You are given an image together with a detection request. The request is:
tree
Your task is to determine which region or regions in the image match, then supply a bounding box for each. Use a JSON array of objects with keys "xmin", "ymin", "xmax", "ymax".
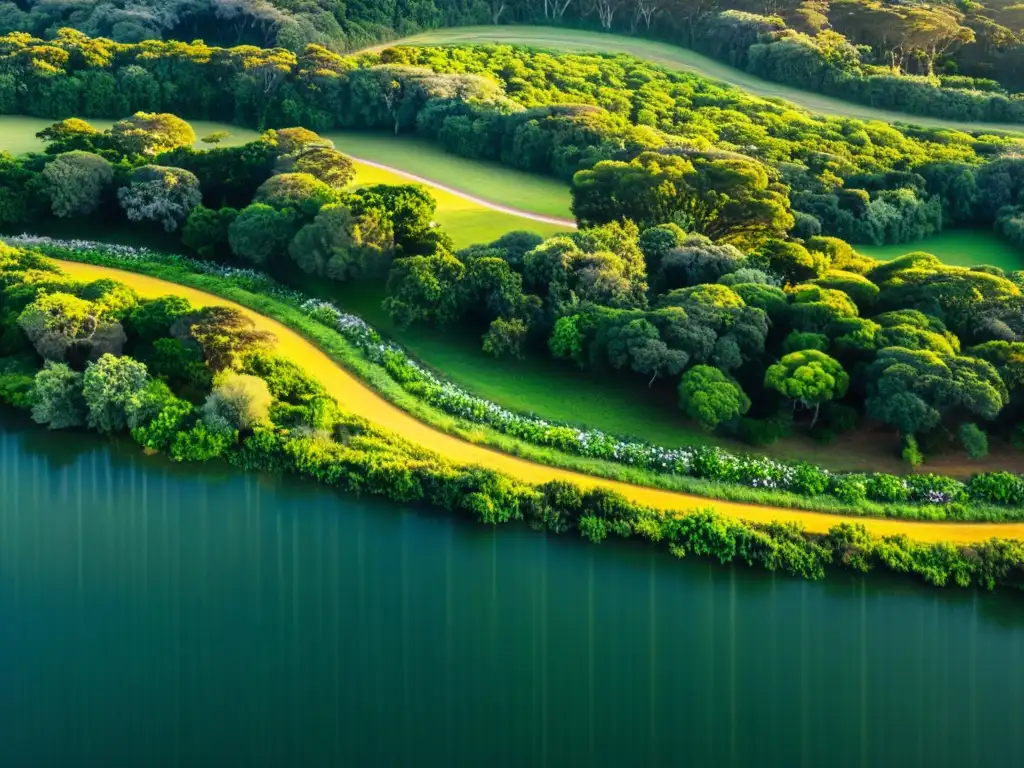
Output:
[
  {"xmin": 482, "ymin": 317, "xmax": 529, "ymax": 360},
  {"xmin": 81, "ymin": 353, "xmax": 154, "ymax": 433},
  {"xmin": 765, "ymin": 349, "xmax": 849, "ymax": 426},
  {"xmin": 201, "ymin": 131, "xmax": 230, "ymax": 146},
  {"xmin": 678, "ymin": 365, "xmax": 751, "ymax": 430},
  {"xmin": 754, "ymin": 239, "xmax": 828, "ymax": 285},
  {"xmin": 228, "ymin": 203, "xmax": 296, "ymax": 265},
  {"xmin": 202, "ymin": 371, "xmax": 272, "ymax": 434},
  {"xmin": 181, "ymin": 306, "xmax": 276, "ymax": 371},
  {"xmin": 605, "ymin": 318, "xmax": 687, "ymax": 386},
  {"xmin": 18, "ymin": 292, "xmax": 124, "ymax": 362},
  {"xmin": 655, "ymin": 234, "xmax": 747, "ymax": 292},
  {"xmin": 117, "ymin": 165, "xmax": 202, "ymax": 231},
  {"xmin": 288, "ymin": 203, "xmax": 393, "ymax": 279},
  {"xmin": 40, "ymin": 151, "xmax": 113, "ymax": 218},
  {"xmin": 352, "ymin": 184, "xmax": 437, "ymax": 254},
  {"xmin": 37, "ymin": 118, "xmax": 103, "ymax": 154},
  {"xmin": 959, "ymin": 423, "xmax": 988, "ymax": 459},
  {"xmin": 571, "ymin": 152, "xmax": 792, "ymax": 246},
  {"xmin": 276, "ymin": 147, "xmax": 356, "ymax": 188},
  {"xmin": 126, "ymin": 296, "xmax": 193, "ymax": 342},
  {"xmin": 866, "ymin": 348, "xmax": 1008, "ymax": 435},
  {"xmin": 382, "ymin": 252, "xmax": 466, "ymax": 329},
  {"xmin": 253, "ymin": 172, "xmax": 338, "ymax": 216},
  {"xmin": 109, "ymin": 112, "xmax": 196, "ymax": 157},
  {"xmin": 31, "ymin": 362, "xmax": 85, "ymax": 429},
  {"xmin": 182, "ymin": 205, "xmax": 239, "ymax": 258}
]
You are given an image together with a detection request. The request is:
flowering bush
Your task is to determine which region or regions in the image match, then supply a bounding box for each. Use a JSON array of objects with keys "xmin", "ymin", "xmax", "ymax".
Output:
[{"xmin": 10, "ymin": 234, "xmax": 1024, "ymax": 514}]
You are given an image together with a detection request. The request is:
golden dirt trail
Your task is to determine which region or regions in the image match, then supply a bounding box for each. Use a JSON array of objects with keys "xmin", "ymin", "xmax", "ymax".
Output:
[{"xmin": 57, "ymin": 259, "xmax": 1024, "ymax": 544}]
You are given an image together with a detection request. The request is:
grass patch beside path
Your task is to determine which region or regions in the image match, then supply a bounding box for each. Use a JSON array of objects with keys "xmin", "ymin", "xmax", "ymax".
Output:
[
  {"xmin": 389, "ymin": 26, "xmax": 1024, "ymax": 134},
  {"xmin": 857, "ymin": 229, "xmax": 1024, "ymax": 272},
  {"xmin": 324, "ymin": 131, "xmax": 573, "ymax": 219}
]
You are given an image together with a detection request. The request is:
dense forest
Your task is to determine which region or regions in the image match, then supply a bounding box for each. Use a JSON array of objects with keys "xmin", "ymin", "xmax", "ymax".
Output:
[
  {"xmin": 4, "ymin": 32, "xmax": 1024, "ymax": 250},
  {"xmin": 6, "ymin": 0, "xmax": 1024, "ymax": 121}
]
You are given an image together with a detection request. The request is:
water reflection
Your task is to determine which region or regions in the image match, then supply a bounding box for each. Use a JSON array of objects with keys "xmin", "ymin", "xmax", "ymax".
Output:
[{"xmin": 0, "ymin": 412, "xmax": 1022, "ymax": 767}]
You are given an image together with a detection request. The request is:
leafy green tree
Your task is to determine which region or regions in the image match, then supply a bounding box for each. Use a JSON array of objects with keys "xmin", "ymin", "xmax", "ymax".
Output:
[
  {"xmin": 131, "ymin": 397, "xmax": 194, "ymax": 451},
  {"xmin": 117, "ymin": 165, "xmax": 202, "ymax": 231},
  {"xmin": 765, "ymin": 349, "xmax": 849, "ymax": 426},
  {"xmin": 182, "ymin": 205, "xmax": 239, "ymax": 258},
  {"xmin": 181, "ymin": 306, "xmax": 276, "ymax": 371},
  {"xmin": 959, "ymin": 423, "xmax": 989, "ymax": 459},
  {"xmin": 276, "ymin": 147, "xmax": 356, "ymax": 188},
  {"xmin": 109, "ymin": 112, "xmax": 196, "ymax": 157},
  {"xmin": 126, "ymin": 296, "xmax": 193, "ymax": 342},
  {"xmin": 548, "ymin": 315, "xmax": 585, "ymax": 365},
  {"xmin": 605, "ymin": 318, "xmax": 687, "ymax": 386},
  {"xmin": 654, "ymin": 234, "xmax": 746, "ymax": 293},
  {"xmin": 288, "ymin": 203, "xmax": 394, "ymax": 279},
  {"xmin": 352, "ymin": 184, "xmax": 437, "ymax": 254},
  {"xmin": 678, "ymin": 365, "xmax": 751, "ymax": 430},
  {"xmin": 782, "ymin": 331, "xmax": 829, "ymax": 353},
  {"xmin": 382, "ymin": 251, "xmax": 466, "ymax": 329},
  {"xmin": 866, "ymin": 348, "xmax": 1008, "ymax": 435},
  {"xmin": 482, "ymin": 317, "xmax": 529, "ymax": 360},
  {"xmin": 31, "ymin": 361, "xmax": 86, "ymax": 429},
  {"xmin": 37, "ymin": 118, "xmax": 104, "ymax": 154},
  {"xmin": 572, "ymin": 152, "xmax": 792, "ymax": 246},
  {"xmin": 228, "ymin": 203, "xmax": 297, "ymax": 265},
  {"xmin": 253, "ymin": 172, "xmax": 338, "ymax": 217},
  {"xmin": 18, "ymin": 292, "xmax": 124, "ymax": 362},
  {"xmin": 202, "ymin": 372, "xmax": 273, "ymax": 434},
  {"xmin": 459, "ymin": 257, "xmax": 527, "ymax": 321},
  {"xmin": 754, "ymin": 239, "xmax": 828, "ymax": 285},
  {"xmin": 81, "ymin": 353, "xmax": 153, "ymax": 432},
  {"xmin": 40, "ymin": 151, "xmax": 113, "ymax": 218}
]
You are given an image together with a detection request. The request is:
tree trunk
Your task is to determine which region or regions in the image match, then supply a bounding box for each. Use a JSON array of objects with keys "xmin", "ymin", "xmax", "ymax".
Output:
[{"xmin": 811, "ymin": 402, "xmax": 820, "ymax": 429}]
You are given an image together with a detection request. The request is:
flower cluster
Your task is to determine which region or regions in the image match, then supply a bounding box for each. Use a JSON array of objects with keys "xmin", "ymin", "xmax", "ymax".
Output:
[{"xmin": 10, "ymin": 235, "xmax": 1024, "ymax": 512}]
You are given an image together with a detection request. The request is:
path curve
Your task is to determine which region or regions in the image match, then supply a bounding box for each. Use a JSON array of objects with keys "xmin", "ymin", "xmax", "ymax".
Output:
[
  {"xmin": 377, "ymin": 26, "xmax": 1024, "ymax": 136},
  {"xmin": 351, "ymin": 154, "xmax": 577, "ymax": 228},
  {"xmin": 55, "ymin": 259, "xmax": 1024, "ymax": 544}
]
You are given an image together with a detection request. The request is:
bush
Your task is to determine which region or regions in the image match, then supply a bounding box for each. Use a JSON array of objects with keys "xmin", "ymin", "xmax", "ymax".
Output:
[
  {"xmin": 958, "ymin": 423, "xmax": 989, "ymax": 459},
  {"xmin": 865, "ymin": 473, "xmax": 910, "ymax": 503},
  {"xmin": 968, "ymin": 472, "xmax": 1024, "ymax": 506},
  {"xmin": 902, "ymin": 435, "xmax": 924, "ymax": 468}
]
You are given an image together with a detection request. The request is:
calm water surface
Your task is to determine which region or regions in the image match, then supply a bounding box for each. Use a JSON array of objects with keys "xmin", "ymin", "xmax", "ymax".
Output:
[{"xmin": 1, "ymin": 413, "xmax": 1022, "ymax": 767}]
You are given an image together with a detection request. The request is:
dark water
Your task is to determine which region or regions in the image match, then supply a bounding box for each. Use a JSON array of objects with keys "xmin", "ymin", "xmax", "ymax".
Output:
[{"xmin": 1, "ymin": 413, "xmax": 1023, "ymax": 768}]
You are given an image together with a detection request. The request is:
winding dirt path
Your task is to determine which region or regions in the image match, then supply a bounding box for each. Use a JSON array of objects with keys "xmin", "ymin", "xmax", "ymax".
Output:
[
  {"xmin": 349, "ymin": 155, "xmax": 577, "ymax": 228},
  {"xmin": 56, "ymin": 259, "xmax": 1024, "ymax": 544}
]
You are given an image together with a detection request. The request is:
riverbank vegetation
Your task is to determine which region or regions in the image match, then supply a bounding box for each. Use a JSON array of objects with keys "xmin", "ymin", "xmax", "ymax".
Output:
[
  {"xmin": 2, "ymin": 241, "xmax": 1024, "ymax": 593},
  {"xmin": 15, "ymin": 234, "xmax": 1024, "ymax": 526}
]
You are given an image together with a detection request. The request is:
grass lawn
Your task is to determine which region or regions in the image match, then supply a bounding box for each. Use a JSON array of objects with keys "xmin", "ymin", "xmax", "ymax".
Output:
[
  {"xmin": 323, "ymin": 131, "xmax": 572, "ymax": 219},
  {"xmin": 0, "ymin": 116, "xmax": 568, "ymax": 249},
  {"xmin": 856, "ymin": 229, "xmax": 1024, "ymax": 271},
  {"xmin": 390, "ymin": 26, "xmax": 1024, "ymax": 135}
]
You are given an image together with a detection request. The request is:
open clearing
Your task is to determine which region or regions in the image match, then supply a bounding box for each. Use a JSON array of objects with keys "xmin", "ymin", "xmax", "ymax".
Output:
[
  {"xmin": 857, "ymin": 229, "xmax": 1024, "ymax": 272},
  {"xmin": 388, "ymin": 26, "xmax": 1024, "ymax": 135},
  {"xmin": 54, "ymin": 257, "xmax": 1024, "ymax": 543},
  {"xmin": 0, "ymin": 116, "xmax": 568, "ymax": 247}
]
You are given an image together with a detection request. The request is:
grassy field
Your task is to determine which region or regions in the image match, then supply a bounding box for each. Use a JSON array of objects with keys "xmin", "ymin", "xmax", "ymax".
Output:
[
  {"xmin": 0, "ymin": 116, "xmax": 568, "ymax": 248},
  {"xmin": 323, "ymin": 131, "xmax": 572, "ymax": 219},
  {"xmin": 857, "ymin": 229, "xmax": 1024, "ymax": 271},
  {"xmin": 389, "ymin": 26, "xmax": 1024, "ymax": 135}
]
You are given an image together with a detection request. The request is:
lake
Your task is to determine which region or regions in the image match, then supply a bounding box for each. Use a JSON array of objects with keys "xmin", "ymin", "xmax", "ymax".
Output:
[{"xmin": 1, "ymin": 410, "xmax": 1022, "ymax": 767}]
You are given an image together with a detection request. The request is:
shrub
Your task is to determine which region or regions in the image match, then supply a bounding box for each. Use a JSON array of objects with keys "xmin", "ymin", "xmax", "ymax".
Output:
[
  {"xmin": 865, "ymin": 474, "xmax": 910, "ymax": 503},
  {"xmin": 958, "ymin": 423, "xmax": 989, "ymax": 459},
  {"xmin": 170, "ymin": 422, "xmax": 236, "ymax": 462},
  {"xmin": 578, "ymin": 515, "xmax": 609, "ymax": 543},
  {"xmin": 831, "ymin": 474, "xmax": 868, "ymax": 504},
  {"xmin": 902, "ymin": 435, "xmax": 923, "ymax": 468},
  {"xmin": 968, "ymin": 472, "xmax": 1024, "ymax": 506}
]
